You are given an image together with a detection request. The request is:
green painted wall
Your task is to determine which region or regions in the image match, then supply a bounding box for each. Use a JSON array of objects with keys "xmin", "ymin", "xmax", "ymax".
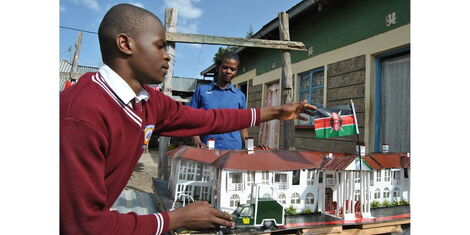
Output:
[{"xmin": 238, "ymin": 0, "xmax": 410, "ymax": 76}]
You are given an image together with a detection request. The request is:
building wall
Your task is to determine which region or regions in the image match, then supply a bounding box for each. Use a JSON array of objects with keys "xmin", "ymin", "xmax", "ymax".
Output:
[
  {"xmin": 233, "ymin": 24, "xmax": 410, "ymax": 152},
  {"xmin": 218, "ymin": 169, "xmax": 320, "ymax": 213},
  {"xmin": 237, "ymin": 0, "xmax": 410, "ymax": 77}
]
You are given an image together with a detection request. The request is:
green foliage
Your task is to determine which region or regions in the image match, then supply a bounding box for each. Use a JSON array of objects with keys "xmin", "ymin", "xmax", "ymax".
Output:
[
  {"xmin": 246, "ymin": 25, "xmax": 254, "ymax": 38},
  {"xmin": 382, "ymin": 200, "xmax": 391, "ymax": 207},
  {"xmin": 301, "ymin": 207, "xmax": 314, "ymax": 214},
  {"xmin": 392, "ymin": 200, "xmax": 400, "ymax": 206},
  {"xmin": 213, "ymin": 46, "xmax": 237, "ymax": 63},
  {"xmin": 285, "ymin": 205, "xmax": 297, "ymax": 216},
  {"xmin": 399, "ymin": 199, "xmax": 409, "ymax": 205},
  {"xmin": 371, "ymin": 200, "xmax": 381, "ymax": 208}
]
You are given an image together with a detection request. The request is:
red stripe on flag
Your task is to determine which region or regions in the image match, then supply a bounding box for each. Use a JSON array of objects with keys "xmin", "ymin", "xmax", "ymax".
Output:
[{"xmin": 314, "ymin": 115, "xmax": 355, "ymax": 129}]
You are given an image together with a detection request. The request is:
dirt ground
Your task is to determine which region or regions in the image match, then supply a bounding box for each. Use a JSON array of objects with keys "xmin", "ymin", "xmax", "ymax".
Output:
[{"xmin": 125, "ymin": 147, "xmax": 160, "ymax": 193}]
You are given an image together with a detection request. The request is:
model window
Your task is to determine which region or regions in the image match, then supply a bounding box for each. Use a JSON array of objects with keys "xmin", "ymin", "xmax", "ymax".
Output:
[
  {"xmin": 354, "ymin": 190, "xmax": 361, "ymax": 201},
  {"xmin": 305, "ymin": 193, "xmax": 314, "ymax": 204},
  {"xmin": 202, "ymin": 166, "xmax": 211, "ymax": 182},
  {"xmin": 307, "ymin": 169, "xmax": 315, "ymax": 185},
  {"xmin": 297, "ymin": 67, "xmax": 324, "ymax": 126},
  {"xmin": 230, "ymin": 194, "xmax": 240, "ymax": 207},
  {"xmin": 376, "ymin": 170, "xmax": 382, "ymax": 182},
  {"xmin": 404, "ymin": 168, "xmax": 409, "ymax": 178},
  {"xmin": 393, "ymin": 188, "xmax": 401, "ymax": 199},
  {"xmin": 179, "ymin": 160, "xmax": 187, "ymax": 180},
  {"xmin": 291, "ymin": 192, "xmax": 300, "ymax": 204},
  {"xmin": 383, "ymin": 188, "xmax": 390, "ymax": 198},
  {"xmin": 246, "ymin": 194, "xmax": 251, "ymax": 204},
  {"xmin": 384, "ymin": 169, "xmax": 391, "ymax": 181},
  {"xmin": 374, "ymin": 189, "xmax": 381, "ymax": 199},
  {"xmin": 240, "ymin": 206, "xmax": 254, "ymax": 217},
  {"xmin": 278, "ymin": 193, "xmax": 286, "ymax": 204},
  {"xmin": 354, "ymin": 171, "xmax": 361, "ymax": 183},
  {"xmin": 246, "ymin": 171, "xmax": 255, "ymax": 185},
  {"xmin": 261, "ymin": 171, "xmax": 269, "ymax": 184},
  {"xmin": 292, "ymin": 170, "xmax": 300, "ymax": 185}
]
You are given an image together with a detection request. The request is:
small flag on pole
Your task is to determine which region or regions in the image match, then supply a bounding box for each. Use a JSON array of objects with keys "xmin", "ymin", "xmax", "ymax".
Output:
[{"xmin": 312, "ymin": 100, "xmax": 359, "ymax": 138}]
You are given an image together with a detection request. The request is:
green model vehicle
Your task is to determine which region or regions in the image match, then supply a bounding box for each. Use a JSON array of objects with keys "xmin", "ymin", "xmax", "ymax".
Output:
[{"xmin": 231, "ymin": 185, "xmax": 285, "ymax": 229}]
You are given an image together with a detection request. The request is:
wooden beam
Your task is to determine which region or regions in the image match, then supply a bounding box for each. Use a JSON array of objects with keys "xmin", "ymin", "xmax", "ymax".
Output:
[
  {"xmin": 70, "ymin": 32, "xmax": 83, "ymax": 81},
  {"xmin": 359, "ymin": 219, "xmax": 410, "ymax": 229},
  {"xmin": 279, "ymin": 11, "xmax": 296, "ymax": 150},
  {"xmin": 300, "ymin": 225, "xmax": 343, "ymax": 234},
  {"xmin": 158, "ymin": 8, "xmax": 177, "ymax": 180},
  {"xmin": 166, "ymin": 32, "xmax": 307, "ymax": 51}
]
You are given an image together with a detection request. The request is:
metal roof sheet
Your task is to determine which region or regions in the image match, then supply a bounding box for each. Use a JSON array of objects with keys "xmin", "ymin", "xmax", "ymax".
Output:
[{"xmin": 110, "ymin": 188, "xmax": 157, "ymax": 215}]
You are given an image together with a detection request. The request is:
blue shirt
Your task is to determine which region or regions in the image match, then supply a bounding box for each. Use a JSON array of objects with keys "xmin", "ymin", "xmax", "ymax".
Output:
[{"xmin": 188, "ymin": 81, "xmax": 246, "ymax": 150}]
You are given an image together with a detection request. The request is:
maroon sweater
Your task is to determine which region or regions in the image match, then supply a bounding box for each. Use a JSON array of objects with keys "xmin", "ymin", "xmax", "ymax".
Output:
[{"xmin": 60, "ymin": 72, "xmax": 260, "ymax": 235}]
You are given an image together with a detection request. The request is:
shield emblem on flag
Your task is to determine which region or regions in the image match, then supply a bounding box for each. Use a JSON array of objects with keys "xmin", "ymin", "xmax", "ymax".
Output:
[{"xmin": 330, "ymin": 112, "xmax": 343, "ymax": 131}]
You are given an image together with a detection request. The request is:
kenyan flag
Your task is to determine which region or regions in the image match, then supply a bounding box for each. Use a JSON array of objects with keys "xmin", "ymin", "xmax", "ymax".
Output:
[{"xmin": 312, "ymin": 102, "xmax": 359, "ymax": 139}]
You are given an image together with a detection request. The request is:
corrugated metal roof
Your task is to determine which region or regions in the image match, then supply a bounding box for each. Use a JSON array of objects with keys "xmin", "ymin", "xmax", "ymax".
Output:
[
  {"xmin": 110, "ymin": 188, "xmax": 157, "ymax": 215},
  {"xmin": 172, "ymin": 76, "xmax": 198, "ymax": 92},
  {"xmin": 59, "ymin": 59, "xmax": 99, "ymax": 91},
  {"xmin": 59, "ymin": 59, "xmax": 99, "ymax": 74}
]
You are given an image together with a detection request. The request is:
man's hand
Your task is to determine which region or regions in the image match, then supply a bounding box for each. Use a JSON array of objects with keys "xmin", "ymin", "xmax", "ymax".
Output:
[
  {"xmin": 168, "ymin": 201, "xmax": 235, "ymax": 231},
  {"xmin": 260, "ymin": 100, "xmax": 317, "ymax": 122},
  {"xmin": 192, "ymin": 136, "xmax": 207, "ymax": 148}
]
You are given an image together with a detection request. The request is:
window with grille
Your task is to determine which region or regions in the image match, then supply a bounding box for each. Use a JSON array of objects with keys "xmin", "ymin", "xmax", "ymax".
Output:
[
  {"xmin": 230, "ymin": 194, "xmax": 240, "ymax": 207},
  {"xmin": 278, "ymin": 193, "xmax": 286, "ymax": 204},
  {"xmin": 305, "ymin": 193, "xmax": 314, "ymax": 204},
  {"xmin": 297, "ymin": 67, "xmax": 324, "ymax": 126},
  {"xmin": 383, "ymin": 188, "xmax": 390, "ymax": 198},
  {"xmin": 384, "ymin": 169, "xmax": 391, "ymax": 181},
  {"xmin": 307, "ymin": 169, "xmax": 315, "ymax": 185},
  {"xmin": 374, "ymin": 189, "xmax": 381, "ymax": 199},
  {"xmin": 291, "ymin": 193, "xmax": 300, "ymax": 204}
]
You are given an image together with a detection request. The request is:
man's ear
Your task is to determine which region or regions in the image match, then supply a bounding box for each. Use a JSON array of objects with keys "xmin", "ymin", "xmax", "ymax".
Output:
[{"xmin": 115, "ymin": 33, "xmax": 133, "ymax": 56}]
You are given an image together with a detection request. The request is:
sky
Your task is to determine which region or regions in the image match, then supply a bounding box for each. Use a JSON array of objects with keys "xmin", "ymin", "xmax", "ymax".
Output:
[{"xmin": 60, "ymin": 0, "xmax": 302, "ymax": 79}]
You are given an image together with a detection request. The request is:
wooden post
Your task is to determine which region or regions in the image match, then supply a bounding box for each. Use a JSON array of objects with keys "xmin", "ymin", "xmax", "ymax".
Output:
[
  {"xmin": 70, "ymin": 31, "xmax": 83, "ymax": 82},
  {"xmin": 158, "ymin": 8, "xmax": 177, "ymax": 180},
  {"xmin": 278, "ymin": 12, "xmax": 295, "ymax": 150}
]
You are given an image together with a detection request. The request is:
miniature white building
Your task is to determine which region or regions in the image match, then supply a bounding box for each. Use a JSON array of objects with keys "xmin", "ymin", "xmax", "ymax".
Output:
[{"xmin": 166, "ymin": 145, "xmax": 410, "ymax": 219}]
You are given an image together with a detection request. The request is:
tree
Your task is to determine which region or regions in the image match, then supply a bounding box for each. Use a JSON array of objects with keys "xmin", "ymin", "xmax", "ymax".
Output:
[{"xmin": 212, "ymin": 46, "xmax": 236, "ymax": 63}]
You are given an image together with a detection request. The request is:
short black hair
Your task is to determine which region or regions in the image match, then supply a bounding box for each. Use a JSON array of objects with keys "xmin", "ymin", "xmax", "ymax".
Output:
[
  {"xmin": 215, "ymin": 51, "xmax": 240, "ymax": 66},
  {"xmin": 98, "ymin": 3, "xmax": 162, "ymax": 62}
]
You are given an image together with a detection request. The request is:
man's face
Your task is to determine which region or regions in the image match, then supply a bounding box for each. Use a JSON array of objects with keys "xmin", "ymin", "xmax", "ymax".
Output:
[
  {"xmin": 129, "ymin": 16, "xmax": 170, "ymax": 84},
  {"xmin": 217, "ymin": 58, "xmax": 239, "ymax": 84}
]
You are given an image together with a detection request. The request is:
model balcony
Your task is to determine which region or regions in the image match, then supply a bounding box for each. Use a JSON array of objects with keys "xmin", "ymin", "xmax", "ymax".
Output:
[
  {"xmin": 326, "ymin": 178, "xmax": 336, "ymax": 186},
  {"xmin": 227, "ymin": 183, "xmax": 244, "ymax": 191}
]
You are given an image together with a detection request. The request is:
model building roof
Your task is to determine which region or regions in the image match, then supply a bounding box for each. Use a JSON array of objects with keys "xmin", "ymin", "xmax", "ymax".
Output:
[
  {"xmin": 364, "ymin": 152, "xmax": 410, "ymax": 169},
  {"xmin": 166, "ymin": 145, "xmax": 228, "ymax": 164},
  {"xmin": 167, "ymin": 146, "xmax": 410, "ymax": 171}
]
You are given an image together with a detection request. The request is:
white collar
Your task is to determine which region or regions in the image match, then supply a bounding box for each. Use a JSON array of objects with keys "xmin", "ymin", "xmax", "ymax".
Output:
[{"xmin": 98, "ymin": 65, "xmax": 149, "ymax": 106}]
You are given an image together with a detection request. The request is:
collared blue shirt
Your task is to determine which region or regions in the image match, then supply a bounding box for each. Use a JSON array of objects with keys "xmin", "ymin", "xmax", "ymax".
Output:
[{"xmin": 188, "ymin": 81, "xmax": 246, "ymax": 150}]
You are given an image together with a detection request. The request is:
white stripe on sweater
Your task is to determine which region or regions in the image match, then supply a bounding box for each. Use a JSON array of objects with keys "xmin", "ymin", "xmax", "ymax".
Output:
[
  {"xmin": 250, "ymin": 108, "xmax": 256, "ymax": 127},
  {"xmin": 154, "ymin": 213, "xmax": 163, "ymax": 235},
  {"xmin": 92, "ymin": 73, "xmax": 142, "ymax": 127}
]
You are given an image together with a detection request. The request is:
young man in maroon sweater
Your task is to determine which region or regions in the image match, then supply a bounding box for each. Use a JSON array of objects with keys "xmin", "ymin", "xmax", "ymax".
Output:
[{"xmin": 60, "ymin": 3, "xmax": 316, "ymax": 235}]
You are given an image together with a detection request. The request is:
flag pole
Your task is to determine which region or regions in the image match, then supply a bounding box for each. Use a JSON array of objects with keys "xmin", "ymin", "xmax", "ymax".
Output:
[{"xmin": 351, "ymin": 99, "xmax": 363, "ymax": 216}]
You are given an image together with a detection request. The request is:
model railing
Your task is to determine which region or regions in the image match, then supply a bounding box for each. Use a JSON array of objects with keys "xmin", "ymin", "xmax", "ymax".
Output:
[
  {"xmin": 227, "ymin": 183, "xmax": 244, "ymax": 191},
  {"xmin": 275, "ymin": 182, "xmax": 288, "ymax": 190},
  {"xmin": 326, "ymin": 178, "xmax": 336, "ymax": 186}
]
